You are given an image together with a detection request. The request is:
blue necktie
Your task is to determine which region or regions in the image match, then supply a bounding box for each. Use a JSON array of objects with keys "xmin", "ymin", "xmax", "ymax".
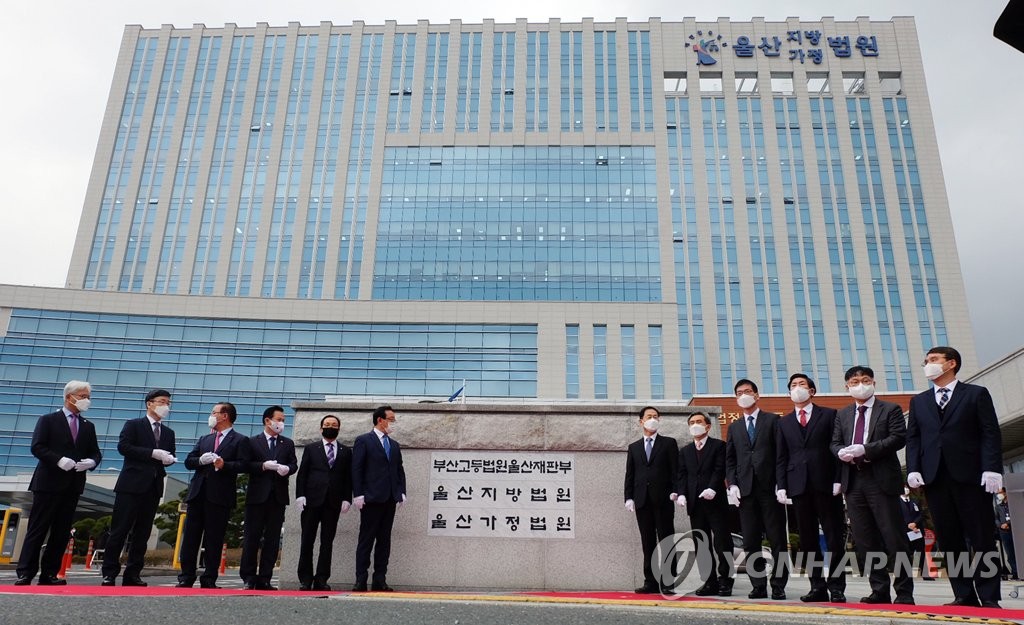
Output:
[
  {"xmin": 747, "ymin": 416, "xmax": 755, "ymax": 444},
  {"xmin": 383, "ymin": 435, "xmax": 391, "ymax": 460}
]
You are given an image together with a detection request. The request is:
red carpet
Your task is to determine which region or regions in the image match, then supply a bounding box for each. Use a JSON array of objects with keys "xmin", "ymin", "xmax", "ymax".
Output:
[{"xmin": 3, "ymin": 585, "xmax": 1023, "ymax": 620}]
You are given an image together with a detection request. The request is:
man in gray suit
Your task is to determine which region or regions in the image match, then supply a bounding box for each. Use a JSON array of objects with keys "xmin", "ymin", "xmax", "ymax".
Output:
[{"xmin": 831, "ymin": 365, "xmax": 914, "ymax": 605}]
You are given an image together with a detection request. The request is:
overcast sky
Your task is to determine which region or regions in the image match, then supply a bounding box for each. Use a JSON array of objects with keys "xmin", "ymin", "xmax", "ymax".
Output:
[{"xmin": 0, "ymin": 0, "xmax": 1020, "ymax": 368}]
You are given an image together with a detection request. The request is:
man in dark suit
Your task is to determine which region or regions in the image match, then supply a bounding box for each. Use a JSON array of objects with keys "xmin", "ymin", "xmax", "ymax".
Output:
[
  {"xmin": 101, "ymin": 389, "xmax": 177, "ymax": 587},
  {"xmin": 624, "ymin": 406, "xmax": 679, "ymax": 594},
  {"xmin": 176, "ymin": 402, "xmax": 251, "ymax": 589},
  {"xmin": 240, "ymin": 405, "xmax": 298, "ymax": 590},
  {"xmin": 351, "ymin": 405, "xmax": 407, "ymax": 592},
  {"xmin": 726, "ymin": 379, "xmax": 788, "ymax": 600},
  {"xmin": 678, "ymin": 412, "xmax": 734, "ymax": 597},
  {"xmin": 776, "ymin": 373, "xmax": 847, "ymax": 603},
  {"xmin": 294, "ymin": 414, "xmax": 352, "ymax": 591},
  {"xmin": 906, "ymin": 346, "xmax": 1003, "ymax": 608},
  {"xmin": 899, "ymin": 487, "xmax": 933, "ymax": 579},
  {"xmin": 831, "ymin": 366, "xmax": 914, "ymax": 604},
  {"xmin": 15, "ymin": 380, "xmax": 102, "ymax": 586}
]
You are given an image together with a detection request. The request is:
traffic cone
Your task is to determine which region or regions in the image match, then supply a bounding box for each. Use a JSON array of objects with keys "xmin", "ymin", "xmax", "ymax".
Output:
[
  {"xmin": 84, "ymin": 539, "xmax": 95, "ymax": 570},
  {"xmin": 219, "ymin": 543, "xmax": 227, "ymax": 575},
  {"xmin": 57, "ymin": 535, "xmax": 75, "ymax": 579}
]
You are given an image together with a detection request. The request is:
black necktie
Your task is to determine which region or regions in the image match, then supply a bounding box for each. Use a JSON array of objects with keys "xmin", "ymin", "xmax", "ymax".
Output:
[
  {"xmin": 269, "ymin": 436, "xmax": 277, "ymax": 457},
  {"xmin": 153, "ymin": 421, "xmax": 161, "ymax": 445}
]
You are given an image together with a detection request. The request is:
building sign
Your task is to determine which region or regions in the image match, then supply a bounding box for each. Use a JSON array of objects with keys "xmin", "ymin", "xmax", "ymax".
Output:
[
  {"xmin": 427, "ymin": 451, "xmax": 575, "ymax": 538},
  {"xmin": 687, "ymin": 29, "xmax": 880, "ymax": 65}
]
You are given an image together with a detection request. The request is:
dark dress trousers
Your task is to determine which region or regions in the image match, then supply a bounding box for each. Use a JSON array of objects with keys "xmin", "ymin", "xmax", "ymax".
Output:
[
  {"xmin": 352, "ymin": 431, "xmax": 406, "ymax": 587},
  {"xmin": 17, "ymin": 409, "xmax": 102, "ymax": 581},
  {"xmin": 726, "ymin": 411, "xmax": 788, "ymax": 592},
  {"xmin": 240, "ymin": 433, "xmax": 297, "ymax": 586},
  {"xmin": 294, "ymin": 440, "xmax": 352, "ymax": 587},
  {"xmin": 678, "ymin": 437, "xmax": 733, "ymax": 586},
  {"xmin": 777, "ymin": 405, "xmax": 847, "ymax": 594},
  {"xmin": 831, "ymin": 399, "xmax": 913, "ymax": 601},
  {"xmin": 102, "ymin": 416, "xmax": 176, "ymax": 581},
  {"xmin": 906, "ymin": 381, "xmax": 1002, "ymax": 604},
  {"xmin": 178, "ymin": 428, "xmax": 250, "ymax": 586},
  {"xmin": 624, "ymin": 434, "xmax": 679, "ymax": 589}
]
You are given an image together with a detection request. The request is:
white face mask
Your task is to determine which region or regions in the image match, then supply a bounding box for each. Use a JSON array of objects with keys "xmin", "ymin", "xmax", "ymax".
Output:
[
  {"xmin": 848, "ymin": 383, "xmax": 875, "ymax": 401},
  {"xmin": 790, "ymin": 386, "xmax": 811, "ymax": 404},
  {"xmin": 207, "ymin": 414, "xmax": 219, "ymax": 429},
  {"xmin": 642, "ymin": 418, "xmax": 660, "ymax": 433},
  {"xmin": 73, "ymin": 398, "xmax": 91, "ymax": 413},
  {"xmin": 153, "ymin": 404, "xmax": 170, "ymax": 419},
  {"xmin": 923, "ymin": 362, "xmax": 946, "ymax": 381},
  {"xmin": 689, "ymin": 423, "xmax": 707, "ymax": 437},
  {"xmin": 270, "ymin": 421, "xmax": 285, "ymax": 434},
  {"xmin": 998, "ymin": 493, "xmax": 1006, "ymax": 502},
  {"xmin": 385, "ymin": 421, "xmax": 396, "ymax": 434},
  {"xmin": 736, "ymin": 394, "xmax": 757, "ymax": 409}
]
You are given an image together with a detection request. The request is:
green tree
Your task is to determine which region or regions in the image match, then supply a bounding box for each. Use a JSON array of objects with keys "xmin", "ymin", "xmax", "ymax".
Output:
[
  {"xmin": 153, "ymin": 487, "xmax": 188, "ymax": 546},
  {"xmin": 71, "ymin": 515, "xmax": 112, "ymax": 555},
  {"xmin": 151, "ymin": 476, "xmax": 249, "ymax": 548}
]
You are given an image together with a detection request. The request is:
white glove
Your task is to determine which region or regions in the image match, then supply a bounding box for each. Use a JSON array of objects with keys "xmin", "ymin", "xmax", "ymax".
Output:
[
  {"xmin": 262, "ymin": 460, "xmax": 281, "ymax": 471},
  {"xmin": 776, "ymin": 489, "xmax": 788, "ymax": 505},
  {"xmin": 981, "ymin": 471, "xmax": 1003, "ymax": 494},
  {"xmin": 294, "ymin": 496, "xmax": 306, "ymax": 512},
  {"xmin": 397, "ymin": 493, "xmax": 407, "ymax": 509},
  {"xmin": 699, "ymin": 488, "xmax": 716, "ymax": 500},
  {"xmin": 353, "ymin": 495, "xmax": 366, "ymax": 511},
  {"xmin": 624, "ymin": 499, "xmax": 635, "ymax": 513},
  {"xmin": 676, "ymin": 496, "xmax": 687, "ymax": 508},
  {"xmin": 832, "ymin": 482, "xmax": 842, "ymax": 496},
  {"xmin": 275, "ymin": 464, "xmax": 290, "ymax": 476},
  {"xmin": 58, "ymin": 457, "xmax": 77, "ymax": 471},
  {"xmin": 341, "ymin": 500, "xmax": 351, "ymax": 514},
  {"xmin": 907, "ymin": 472, "xmax": 925, "ymax": 488},
  {"xmin": 151, "ymin": 449, "xmax": 170, "ymax": 461},
  {"xmin": 75, "ymin": 459, "xmax": 97, "ymax": 472},
  {"xmin": 838, "ymin": 449, "xmax": 853, "ymax": 463},
  {"xmin": 162, "ymin": 455, "xmax": 177, "ymax": 466},
  {"xmin": 199, "ymin": 452, "xmax": 219, "ymax": 465},
  {"xmin": 846, "ymin": 444, "xmax": 866, "ymax": 458},
  {"xmin": 669, "ymin": 492, "xmax": 678, "ymax": 502},
  {"xmin": 728, "ymin": 485, "xmax": 741, "ymax": 506}
]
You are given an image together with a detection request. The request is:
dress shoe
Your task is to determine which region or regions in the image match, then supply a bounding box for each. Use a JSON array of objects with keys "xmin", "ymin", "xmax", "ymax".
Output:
[
  {"xmin": 894, "ymin": 597, "xmax": 915, "ymax": 605},
  {"xmin": 243, "ymin": 581, "xmax": 257, "ymax": 590},
  {"xmin": 981, "ymin": 601, "xmax": 1002, "ymax": 609},
  {"xmin": 175, "ymin": 581, "xmax": 194, "ymax": 588},
  {"xmin": 199, "ymin": 581, "xmax": 221, "ymax": 589},
  {"xmin": 748, "ymin": 587, "xmax": 768, "ymax": 599},
  {"xmin": 922, "ymin": 576, "xmax": 936, "ymax": 581},
  {"xmin": 659, "ymin": 585, "xmax": 675, "ymax": 596},
  {"xmin": 717, "ymin": 579, "xmax": 734, "ymax": 597},
  {"xmin": 101, "ymin": 576, "xmax": 116, "ymax": 587},
  {"xmin": 371, "ymin": 582, "xmax": 394, "ymax": 592},
  {"xmin": 860, "ymin": 592, "xmax": 891, "ymax": 604},
  {"xmin": 312, "ymin": 581, "xmax": 331, "ymax": 591},
  {"xmin": 38, "ymin": 576, "xmax": 67, "ymax": 586},
  {"xmin": 830, "ymin": 592, "xmax": 847, "ymax": 603},
  {"xmin": 944, "ymin": 598, "xmax": 980, "ymax": 607},
  {"xmin": 14, "ymin": 576, "xmax": 33, "ymax": 586},
  {"xmin": 694, "ymin": 582, "xmax": 720, "ymax": 597},
  {"xmin": 634, "ymin": 582, "xmax": 659, "ymax": 594},
  {"xmin": 771, "ymin": 589, "xmax": 787, "ymax": 601},
  {"xmin": 800, "ymin": 589, "xmax": 829, "ymax": 602},
  {"xmin": 299, "ymin": 583, "xmax": 313, "ymax": 591},
  {"xmin": 122, "ymin": 577, "xmax": 147, "ymax": 587},
  {"xmin": 255, "ymin": 582, "xmax": 278, "ymax": 591},
  {"xmin": 351, "ymin": 583, "xmax": 368, "ymax": 592}
]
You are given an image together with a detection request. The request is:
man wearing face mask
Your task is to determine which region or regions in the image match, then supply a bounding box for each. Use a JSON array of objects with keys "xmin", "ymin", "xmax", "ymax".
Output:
[
  {"xmin": 776, "ymin": 373, "xmax": 847, "ymax": 603},
  {"xmin": 177, "ymin": 402, "xmax": 251, "ymax": 589},
  {"xmin": 995, "ymin": 488, "xmax": 1017, "ymax": 580},
  {"xmin": 678, "ymin": 412, "xmax": 734, "ymax": 596},
  {"xmin": 906, "ymin": 346, "xmax": 1003, "ymax": 608},
  {"xmin": 352, "ymin": 406, "xmax": 407, "ymax": 592},
  {"xmin": 725, "ymin": 379, "xmax": 788, "ymax": 600},
  {"xmin": 15, "ymin": 380, "xmax": 102, "ymax": 586},
  {"xmin": 831, "ymin": 366, "xmax": 914, "ymax": 604},
  {"xmin": 240, "ymin": 405, "xmax": 298, "ymax": 590},
  {"xmin": 624, "ymin": 406, "xmax": 680, "ymax": 594},
  {"xmin": 101, "ymin": 389, "xmax": 177, "ymax": 587},
  {"xmin": 295, "ymin": 414, "xmax": 352, "ymax": 591}
]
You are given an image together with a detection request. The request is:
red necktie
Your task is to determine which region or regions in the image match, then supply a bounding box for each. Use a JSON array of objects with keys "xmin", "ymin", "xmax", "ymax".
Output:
[
  {"xmin": 69, "ymin": 413, "xmax": 79, "ymax": 443},
  {"xmin": 798, "ymin": 409, "xmax": 807, "ymax": 427},
  {"xmin": 214, "ymin": 432, "xmax": 222, "ymax": 452},
  {"xmin": 853, "ymin": 405, "xmax": 867, "ymax": 445}
]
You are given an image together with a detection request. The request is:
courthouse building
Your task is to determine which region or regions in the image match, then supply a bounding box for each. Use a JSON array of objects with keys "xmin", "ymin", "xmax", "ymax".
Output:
[{"xmin": 0, "ymin": 17, "xmax": 972, "ymax": 479}]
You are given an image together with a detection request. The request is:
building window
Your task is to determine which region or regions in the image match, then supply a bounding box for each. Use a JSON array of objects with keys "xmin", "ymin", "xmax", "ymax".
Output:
[
  {"xmin": 843, "ymin": 71, "xmax": 867, "ymax": 95},
  {"xmin": 806, "ymin": 72, "xmax": 830, "ymax": 96},
  {"xmin": 770, "ymin": 72, "xmax": 794, "ymax": 95},
  {"xmin": 648, "ymin": 325, "xmax": 664, "ymax": 399},
  {"xmin": 593, "ymin": 325, "xmax": 608, "ymax": 399},
  {"xmin": 566, "ymin": 325, "xmax": 580, "ymax": 399},
  {"xmin": 664, "ymin": 71, "xmax": 687, "ymax": 95},
  {"xmin": 879, "ymin": 72, "xmax": 902, "ymax": 96},
  {"xmin": 621, "ymin": 325, "xmax": 635, "ymax": 399},
  {"xmin": 735, "ymin": 72, "xmax": 758, "ymax": 95},
  {"xmin": 699, "ymin": 72, "xmax": 723, "ymax": 94}
]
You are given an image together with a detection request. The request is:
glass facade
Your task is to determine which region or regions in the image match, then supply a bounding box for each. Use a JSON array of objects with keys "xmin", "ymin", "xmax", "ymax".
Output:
[
  {"xmin": 0, "ymin": 309, "xmax": 537, "ymax": 476},
  {"xmin": 373, "ymin": 146, "xmax": 660, "ymax": 301}
]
